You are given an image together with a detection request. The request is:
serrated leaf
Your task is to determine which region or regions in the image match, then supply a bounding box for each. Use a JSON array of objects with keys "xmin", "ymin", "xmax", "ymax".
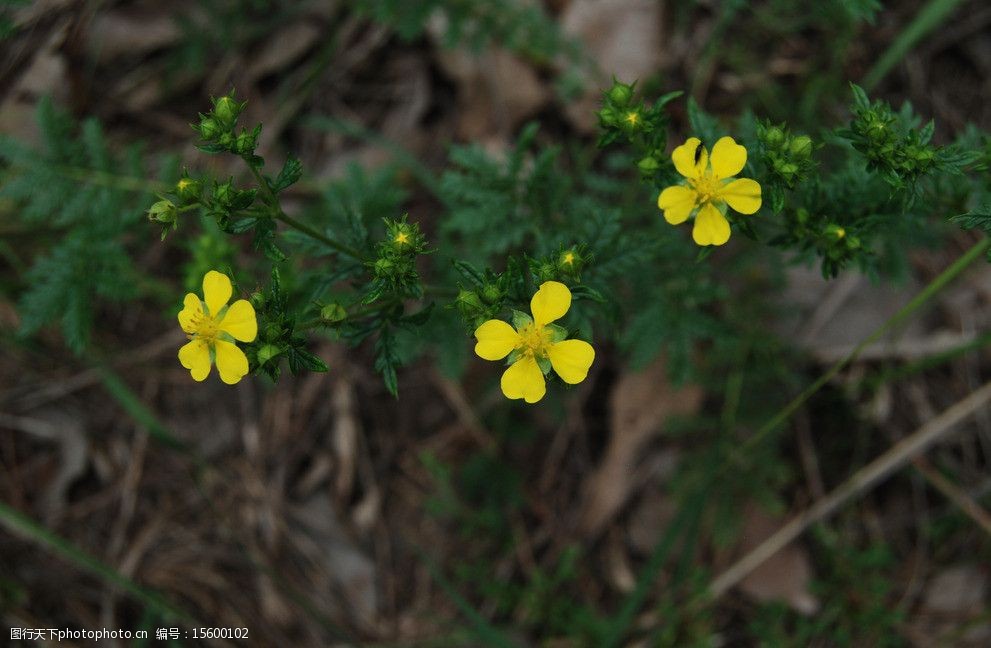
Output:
[{"xmin": 272, "ymin": 156, "xmax": 303, "ymax": 192}]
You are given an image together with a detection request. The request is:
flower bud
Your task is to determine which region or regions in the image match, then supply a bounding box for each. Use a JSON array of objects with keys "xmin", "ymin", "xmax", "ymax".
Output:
[
  {"xmin": 235, "ymin": 128, "xmax": 258, "ymax": 155},
  {"xmin": 214, "ymin": 180, "xmax": 235, "ymax": 205},
  {"xmin": 607, "ymin": 82, "xmax": 633, "ymax": 107},
  {"xmin": 789, "ymin": 135, "xmax": 813, "ymax": 160},
  {"xmin": 320, "ymin": 303, "xmax": 347, "ymax": 322},
  {"xmin": 249, "ymin": 292, "xmax": 266, "ymax": 309},
  {"xmin": 597, "ymin": 106, "xmax": 618, "ymax": 127},
  {"xmin": 480, "ymin": 283, "xmax": 502, "ymax": 305},
  {"xmin": 218, "ymin": 132, "xmax": 235, "ymax": 151},
  {"xmin": 373, "ymin": 258, "xmax": 395, "ymax": 278},
  {"xmin": 456, "ymin": 289, "xmax": 484, "ymax": 315},
  {"xmin": 825, "ymin": 224, "xmax": 846, "ymax": 240},
  {"xmin": 198, "ymin": 116, "xmax": 221, "ymax": 141},
  {"xmin": 176, "ymin": 175, "xmax": 201, "ymax": 202},
  {"xmin": 213, "ymin": 95, "xmax": 243, "ymax": 129},
  {"xmin": 763, "ymin": 126, "xmax": 785, "ymax": 148},
  {"xmin": 257, "ymin": 344, "xmax": 281, "ymax": 365},
  {"xmin": 637, "ymin": 156, "xmax": 660, "ymax": 175},
  {"xmin": 147, "ymin": 199, "xmax": 177, "ymax": 224}
]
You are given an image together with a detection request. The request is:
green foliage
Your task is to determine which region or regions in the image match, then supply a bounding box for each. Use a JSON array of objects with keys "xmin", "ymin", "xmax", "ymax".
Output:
[
  {"xmin": 749, "ymin": 528, "xmax": 906, "ymax": 646},
  {"xmin": 0, "ymin": 98, "xmax": 153, "ymax": 352},
  {"xmin": 354, "ymin": 0, "xmax": 580, "ymax": 66}
]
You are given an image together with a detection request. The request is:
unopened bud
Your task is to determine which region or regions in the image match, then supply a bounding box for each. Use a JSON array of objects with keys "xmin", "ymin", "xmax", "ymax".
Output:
[
  {"xmin": 147, "ymin": 199, "xmax": 177, "ymax": 224},
  {"xmin": 320, "ymin": 303, "xmax": 347, "ymax": 322},
  {"xmin": 637, "ymin": 156, "xmax": 660, "ymax": 175},
  {"xmin": 789, "ymin": 135, "xmax": 813, "ymax": 160}
]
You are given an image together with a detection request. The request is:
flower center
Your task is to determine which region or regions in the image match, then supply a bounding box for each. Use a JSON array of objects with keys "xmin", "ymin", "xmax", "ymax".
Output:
[
  {"xmin": 517, "ymin": 322, "xmax": 551, "ymax": 358},
  {"xmin": 188, "ymin": 312, "xmax": 221, "ymax": 342},
  {"xmin": 689, "ymin": 172, "xmax": 722, "ymax": 205}
]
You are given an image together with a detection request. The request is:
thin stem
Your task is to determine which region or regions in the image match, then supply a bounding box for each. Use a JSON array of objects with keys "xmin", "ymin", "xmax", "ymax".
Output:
[
  {"xmin": 241, "ymin": 156, "xmax": 364, "ymax": 260},
  {"xmin": 738, "ymin": 237, "xmax": 990, "ymax": 461}
]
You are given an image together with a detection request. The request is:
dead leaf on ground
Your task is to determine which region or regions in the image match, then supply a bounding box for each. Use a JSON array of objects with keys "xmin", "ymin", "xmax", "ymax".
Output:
[
  {"xmin": 430, "ymin": 13, "xmax": 549, "ymax": 140},
  {"xmin": 580, "ymin": 356, "xmax": 702, "ymax": 536},
  {"xmin": 560, "ymin": 0, "xmax": 664, "ymax": 133},
  {"xmin": 87, "ymin": 7, "xmax": 182, "ymax": 64},
  {"xmin": 736, "ymin": 504, "xmax": 819, "ymax": 615}
]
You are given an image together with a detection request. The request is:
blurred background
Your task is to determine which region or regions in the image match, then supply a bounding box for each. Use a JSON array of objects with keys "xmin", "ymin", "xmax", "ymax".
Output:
[{"xmin": 1, "ymin": 0, "xmax": 991, "ymax": 645}]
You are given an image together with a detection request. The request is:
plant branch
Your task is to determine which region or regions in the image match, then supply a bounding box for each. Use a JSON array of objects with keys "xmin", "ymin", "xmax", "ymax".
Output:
[{"xmin": 241, "ymin": 155, "xmax": 364, "ymax": 260}]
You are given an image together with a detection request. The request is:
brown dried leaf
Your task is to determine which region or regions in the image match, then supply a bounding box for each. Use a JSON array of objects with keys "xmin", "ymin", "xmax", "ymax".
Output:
[
  {"xmin": 560, "ymin": 0, "xmax": 664, "ymax": 133},
  {"xmin": 737, "ymin": 504, "xmax": 819, "ymax": 615},
  {"xmin": 580, "ymin": 356, "xmax": 702, "ymax": 536},
  {"xmin": 433, "ymin": 45, "xmax": 549, "ymax": 139},
  {"xmin": 246, "ymin": 21, "xmax": 321, "ymax": 81},
  {"xmin": 87, "ymin": 8, "xmax": 181, "ymax": 63}
]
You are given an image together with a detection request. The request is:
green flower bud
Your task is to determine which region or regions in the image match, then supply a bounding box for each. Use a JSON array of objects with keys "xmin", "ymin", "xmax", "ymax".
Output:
[
  {"xmin": 558, "ymin": 249, "xmax": 583, "ymax": 274},
  {"xmin": 597, "ymin": 106, "xmax": 618, "ymax": 127},
  {"xmin": 213, "ymin": 95, "xmax": 243, "ymax": 129},
  {"xmin": 235, "ymin": 129, "xmax": 257, "ymax": 155},
  {"xmin": 374, "ymin": 258, "xmax": 395, "ymax": 277},
  {"xmin": 147, "ymin": 199, "xmax": 177, "ymax": 224},
  {"xmin": 795, "ymin": 208, "xmax": 809, "ymax": 225},
  {"xmin": 779, "ymin": 162, "xmax": 799, "ymax": 177},
  {"xmin": 763, "ymin": 126, "xmax": 786, "ymax": 149},
  {"xmin": 320, "ymin": 303, "xmax": 347, "ymax": 322},
  {"xmin": 825, "ymin": 224, "xmax": 846, "ymax": 240},
  {"xmin": 214, "ymin": 180, "xmax": 235, "ymax": 205},
  {"xmin": 198, "ymin": 116, "xmax": 221, "ymax": 141},
  {"xmin": 176, "ymin": 175, "xmax": 201, "ymax": 202},
  {"xmin": 456, "ymin": 289, "xmax": 484, "ymax": 314},
  {"xmin": 607, "ymin": 82, "xmax": 633, "ymax": 107},
  {"xmin": 480, "ymin": 283, "xmax": 502, "ymax": 305},
  {"xmin": 257, "ymin": 344, "xmax": 281, "ymax": 365},
  {"xmin": 637, "ymin": 156, "xmax": 660, "ymax": 175},
  {"xmin": 537, "ymin": 261, "xmax": 556, "ymax": 282},
  {"xmin": 249, "ymin": 292, "xmax": 266, "ymax": 309},
  {"xmin": 218, "ymin": 131, "xmax": 235, "ymax": 150},
  {"xmin": 789, "ymin": 135, "xmax": 813, "ymax": 160}
]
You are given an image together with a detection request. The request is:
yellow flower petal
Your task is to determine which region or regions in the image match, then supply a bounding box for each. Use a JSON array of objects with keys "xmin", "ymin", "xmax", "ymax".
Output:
[
  {"xmin": 214, "ymin": 340, "xmax": 249, "ymax": 385},
  {"xmin": 671, "ymin": 137, "xmax": 706, "ymax": 178},
  {"xmin": 718, "ymin": 177, "xmax": 762, "ymax": 215},
  {"xmin": 202, "ymin": 270, "xmax": 232, "ymax": 317},
  {"xmin": 500, "ymin": 356, "xmax": 546, "ymax": 403},
  {"xmin": 177, "ymin": 293, "xmax": 203, "ymax": 334},
  {"xmin": 474, "ymin": 319, "xmax": 521, "ymax": 361},
  {"xmin": 548, "ymin": 339, "xmax": 595, "ymax": 385},
  {"xmin": 657, "ymin": 185, "xmax": 698, "ymax": 225},
  {"xmin": 178, "ymin": 339, "xmax": 212, "ymax": 382},
  {"xmin": 218, "ymin": 299, "xmax": 257, "ymax": 342},
  {"xmin": 530, "ymin": 281, "xmax": 571, "ymax": 326},
  {"xmin": 692, "ymin": 203, "xmax": 731, "ymax": 246},
  {"xmin": 709, "ymin": 136, "xmax": 747, "ymax": 179}
]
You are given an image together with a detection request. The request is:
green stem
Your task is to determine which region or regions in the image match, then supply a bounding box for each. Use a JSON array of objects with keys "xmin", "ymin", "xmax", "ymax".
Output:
[
  {"xmin": 241, "ymin": 156, "xmax": 364, "ymax": 260},
  {"xmin": 740, "ymin": 237, "xmax": 990, "ymax": 459}
]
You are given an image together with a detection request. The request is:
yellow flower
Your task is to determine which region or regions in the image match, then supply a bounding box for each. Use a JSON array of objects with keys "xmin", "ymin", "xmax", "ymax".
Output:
[
  {"xmin": 177, "ymin": 270, "xmax": 257, "ymax": 384},
  {"xmin": 657, "ymin": 136, "xmax": 762, "ymax": 246},
  {"xmin": 473, "ymin": 281, "xmax": 595, "ymax": 404}
]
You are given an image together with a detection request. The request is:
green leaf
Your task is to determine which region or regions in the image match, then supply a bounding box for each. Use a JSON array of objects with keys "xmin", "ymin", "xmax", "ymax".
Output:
[
  {"xmin": 272, "ymin": 156, "xmax": 303, "ymax": 192},
  {"xmin": 375, "ymin": 327, "xmax": 401, "ymax": 397}
]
